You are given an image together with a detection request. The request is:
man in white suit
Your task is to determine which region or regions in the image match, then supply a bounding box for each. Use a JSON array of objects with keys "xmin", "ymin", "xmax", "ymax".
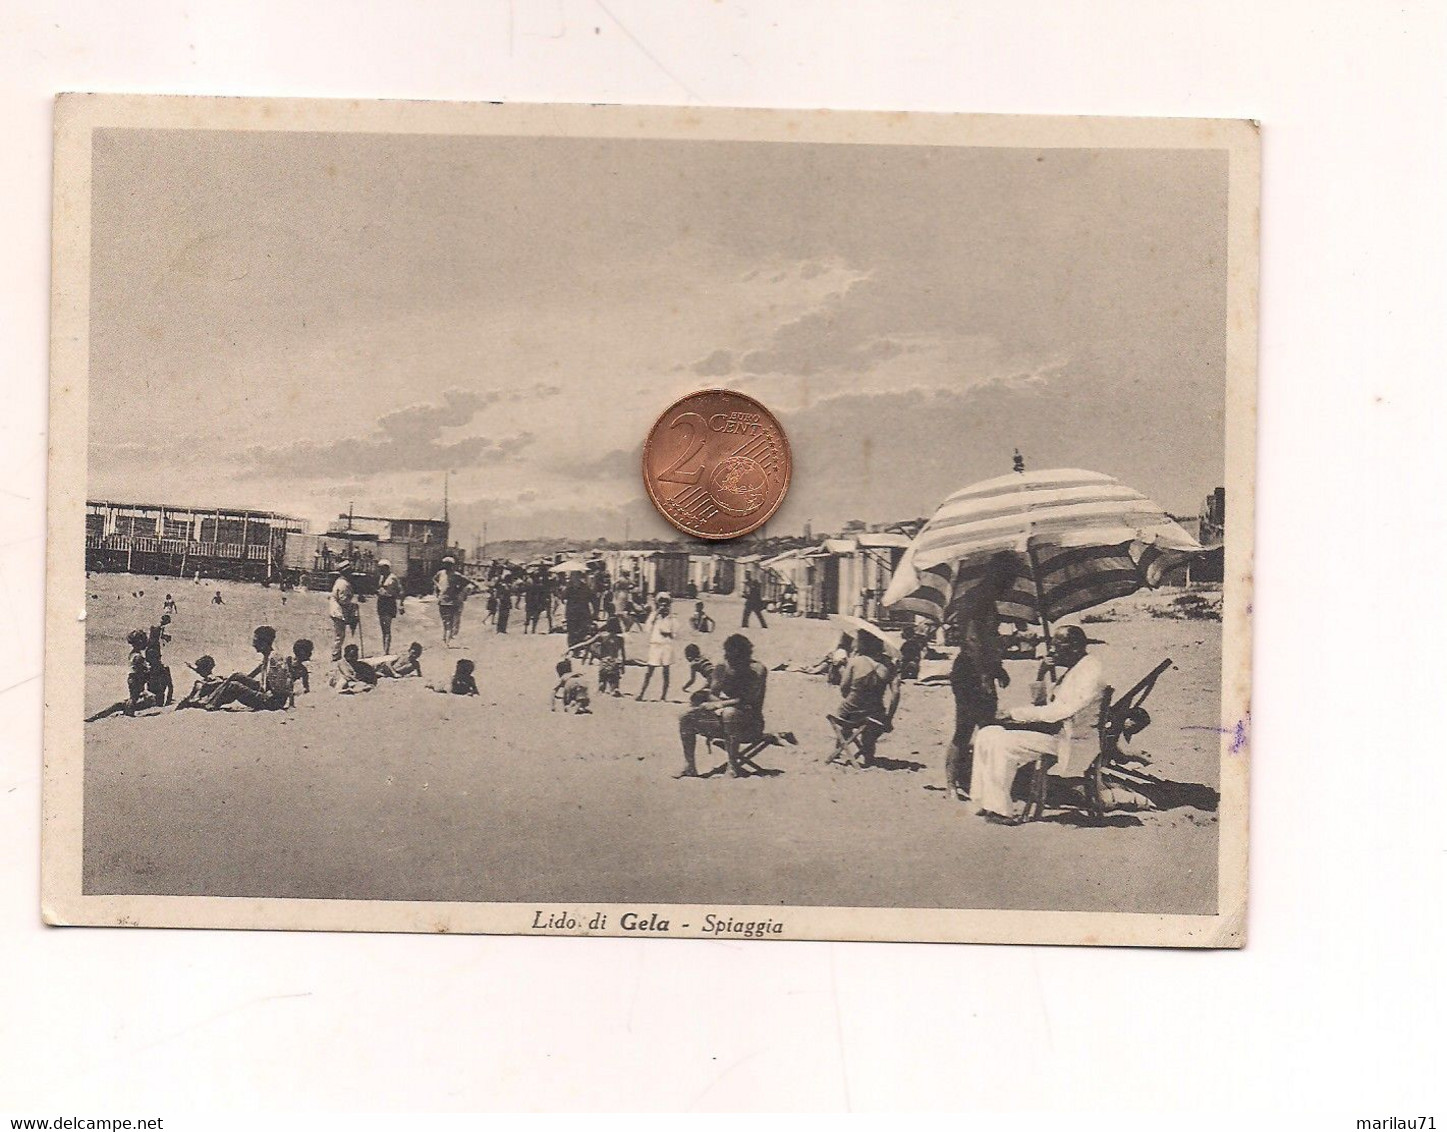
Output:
[{"xmin": 970, "ymin": 625, "xmax": 1105, "ymax": 822}]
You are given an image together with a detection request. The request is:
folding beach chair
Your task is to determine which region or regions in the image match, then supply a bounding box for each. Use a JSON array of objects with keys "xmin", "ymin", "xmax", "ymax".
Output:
[
  {"xmin": 825, "ymin": 713, "xmax": 891, "ymax": 767},
  {"xmin": 705, "ymin": 730, "xmax": 798, "ymax": 775},
  {"xmin": 1018, "ymin": 658, "xmax": 1172, "ymax": 824}
]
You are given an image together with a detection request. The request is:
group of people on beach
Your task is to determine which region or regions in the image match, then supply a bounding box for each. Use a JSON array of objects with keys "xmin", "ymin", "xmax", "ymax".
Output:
[{"xmin": 89, "ymin": 547, "xmax": 1116, "ymax": 825}]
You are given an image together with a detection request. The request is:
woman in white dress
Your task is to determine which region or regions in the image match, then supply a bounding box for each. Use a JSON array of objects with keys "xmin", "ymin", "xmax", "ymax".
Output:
[{"xmin": 635, "ymin": 593, "xmax": 679, "ymax": 702}]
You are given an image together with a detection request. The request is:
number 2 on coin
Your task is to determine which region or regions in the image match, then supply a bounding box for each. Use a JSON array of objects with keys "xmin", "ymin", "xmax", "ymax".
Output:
[{"xmin": 656, "ymin": 411, "xmax": 708, "ymax": 485}]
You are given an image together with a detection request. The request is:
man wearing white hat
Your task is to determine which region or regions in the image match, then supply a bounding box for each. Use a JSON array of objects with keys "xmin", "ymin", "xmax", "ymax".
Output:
[
  {"xmin": 433, "ymin": 556, "xmax": 472, "ymax": 646},
  {"xmin": 328, "ymin": 561, "xmax": 360, "ymax": 663},
  {"xmin": 374, "ymin": 559, "xmax": 405, "ymax": 654},
  {"xmin": 970, "ymin": 626, "xmax": 1106, "ymax": 822}
]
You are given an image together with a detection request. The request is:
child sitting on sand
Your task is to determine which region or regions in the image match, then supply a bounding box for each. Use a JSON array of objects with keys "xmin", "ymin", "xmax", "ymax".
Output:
[
  {"xmin": 689, "ymin": 601, "xmax": 715, "ymax": 633},
  {"xmin": 552, "ymin": 659, "xmax": 593, "ymax": 714},
  {"xmin": 176, "ymin": 655, "xmax": 225, "ymax": 709},
  {"xmin": 85, "ymin": 629, "xmax": 160, "ymax": 721},
  {"xmin": 286, "ymin": 639, "xmax": 314, "ymax": 702},
  {"xmin": 329, "ymin": 643, "xmax": 378, "ymax": 694},
  {"xmin": 428, "ymin": 658, "xmax": 479, "ymax": 696},
  {"xmin": 373, "ymin": 641, "xmax": 424, "ymax": 679}
]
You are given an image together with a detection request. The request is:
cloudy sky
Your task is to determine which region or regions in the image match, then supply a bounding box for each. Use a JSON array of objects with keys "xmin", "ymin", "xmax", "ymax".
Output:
[{"xmin": 88, "ymin": 127, "xmax": 1228, "ymax": 543}]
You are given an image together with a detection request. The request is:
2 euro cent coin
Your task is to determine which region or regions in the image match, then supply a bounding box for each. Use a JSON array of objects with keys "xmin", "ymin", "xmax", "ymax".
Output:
[{"xmin": 642, "ymin": 389, "xmax": 793, "ymax": 540}]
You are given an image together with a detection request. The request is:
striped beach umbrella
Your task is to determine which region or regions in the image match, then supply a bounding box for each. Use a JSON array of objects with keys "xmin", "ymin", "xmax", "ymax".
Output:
[{"xmin": 881, "ymin": 468, "xmax": 1202, "ymax": 640}]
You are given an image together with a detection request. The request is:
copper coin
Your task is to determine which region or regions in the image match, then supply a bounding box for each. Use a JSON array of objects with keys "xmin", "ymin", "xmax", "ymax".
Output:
[{"xmin": 642, "ymin": 389, "xmax": 792, "ymax": 540}]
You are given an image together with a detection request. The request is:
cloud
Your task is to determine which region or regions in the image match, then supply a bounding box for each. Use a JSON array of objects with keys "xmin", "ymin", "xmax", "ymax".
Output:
[
  {"xmin": 691, "ymin": 349, "xmax": 735, "ymax": 377},
  {"xmin": 239, "ymin": 386, "xmax": 550, "ymax": 479},
  {"xmin": 555, "ymin": 446, "xmax": 639, "ymax": 481}
]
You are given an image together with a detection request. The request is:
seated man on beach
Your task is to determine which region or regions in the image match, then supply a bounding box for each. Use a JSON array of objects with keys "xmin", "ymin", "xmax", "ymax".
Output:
[
  {"xmin": 970, "ymin": 626, "xmax": 1105, "ymax": 822},
  {"xmin": 85, "ymin": 629, "xmax": 160, "ymax": 721},
  {"xmin": 677, "ymin": 633, "xmax": 768, "ymax": 778},
  {"xmin": 175, "ymin": 655, "xmax": 225, "ymax": 709},
  {"xmin": 203, "ymin": 625, "xmax": 295, "ymax": 712},
  {"xmin": 373, "ymin": 641, "xmax": 424, "ymax": 679}
]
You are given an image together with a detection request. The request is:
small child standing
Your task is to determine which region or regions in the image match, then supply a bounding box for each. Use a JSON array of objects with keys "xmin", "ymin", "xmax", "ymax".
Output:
[{"xmin": 145, "ymin": 615, "xmax": 174, "ymax": 706}]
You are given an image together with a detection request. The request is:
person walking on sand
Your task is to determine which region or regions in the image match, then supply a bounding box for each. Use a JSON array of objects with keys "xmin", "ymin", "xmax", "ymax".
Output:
[
  {"xmin": 636, "ymin": 593, "xmax": 679, "ymax": 702},
  {"xmin": 328, "ymin": 561, "xmax": 360, "ymax": 664},
  {"xmin": 433, "ymin": 556, "xmax": 471, "ymax": 647},
  {"xmin": 374, "ymin": 559, "xmax": 405, "ymax": 655},
  {"xmin": 523, "ymin": 570, "xmax": 546, "ymax": 634},
  {"xmin": 740, "ymin": 575, "xmax": 768, "ymax": 629},
  {"xmin": 494, "ymin": 577, "xmax": 513, "ymax": 634}
]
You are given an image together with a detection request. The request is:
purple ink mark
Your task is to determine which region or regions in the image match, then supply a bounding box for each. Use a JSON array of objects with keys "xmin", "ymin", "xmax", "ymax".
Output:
[{"xmin": 1182, "ymin": 717, "xmax": 1249, "ymax": 754}]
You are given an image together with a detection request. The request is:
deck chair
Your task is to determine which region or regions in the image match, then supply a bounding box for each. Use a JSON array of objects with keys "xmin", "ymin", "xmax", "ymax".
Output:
[
  {"xmin": 826, "ymin": 670, "xmax": 902, "ymax": 767},
  {"xmin": 706, "ymin": 729, "xmax": 798, "ymax": 775},
  {"xmin": 1019, "ymin": 658, "xmax": 1173, "ymax": 824},
  {"xmin": 825, "ymin": 713, "xmax": 889, "ymax": 767}
]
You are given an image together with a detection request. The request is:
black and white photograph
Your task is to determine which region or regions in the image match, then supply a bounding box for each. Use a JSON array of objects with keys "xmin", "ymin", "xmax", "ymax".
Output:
[{"xmin": 43, "ymin": 96, "xmax": 1255, "ymax": 945}]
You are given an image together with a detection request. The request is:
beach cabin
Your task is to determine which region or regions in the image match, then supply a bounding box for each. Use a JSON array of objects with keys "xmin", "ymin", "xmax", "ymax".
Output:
[
  {"xmin": 603, "ymin": 549, "xmax": 648, "ymax": 592},
  {"xmin": 652, "ymin": 550, "xmax": 690, "ymax": 597},
  {"xmin": 760, "ymin": 548, "xmax": 808, "ymax": 608},
  {"xmin": 687, "ymin": 553, "xmax": 714, "ymax": 595},
  {"xmin": 855, "ymin": 532, "xmax": 913, "ymax": 623},
  {"xmin": 710, "ymin": 555, "xmax": 737, "ymax": 595}
]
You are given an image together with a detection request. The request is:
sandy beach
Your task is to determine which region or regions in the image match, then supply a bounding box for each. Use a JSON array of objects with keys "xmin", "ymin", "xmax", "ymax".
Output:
[{"xmin": 81, "ymin": 574, "xmax": 1222, "ymax": 914}]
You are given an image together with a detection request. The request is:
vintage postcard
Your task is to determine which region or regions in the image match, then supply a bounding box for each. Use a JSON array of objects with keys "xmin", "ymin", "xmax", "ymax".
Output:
[{"xmin": 44, "ymin": 96, "xmax": 1256, "ymax": 946}]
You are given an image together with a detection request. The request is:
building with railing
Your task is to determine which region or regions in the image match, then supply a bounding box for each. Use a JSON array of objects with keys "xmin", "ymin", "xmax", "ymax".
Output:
[
  {"xmin": 283, "ymin": 513, "xmax": 460, "ymax": 595},
  {"xmin": 85, "ymin": 500, "xmax": 308, "ymax": 581}
]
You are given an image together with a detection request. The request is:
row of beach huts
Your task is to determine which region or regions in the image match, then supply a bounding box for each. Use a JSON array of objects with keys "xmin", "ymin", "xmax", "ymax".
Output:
[{"xmin": 597, "ymin": 531, "xmax": 914, "ymax": 622}]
